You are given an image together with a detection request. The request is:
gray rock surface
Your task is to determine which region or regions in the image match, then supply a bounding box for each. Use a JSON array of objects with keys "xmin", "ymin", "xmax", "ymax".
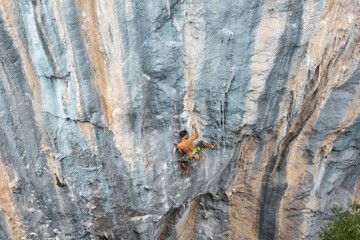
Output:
[{"xmin": 0, "ymin": 0, "xmax": 359, "ymax": 239}]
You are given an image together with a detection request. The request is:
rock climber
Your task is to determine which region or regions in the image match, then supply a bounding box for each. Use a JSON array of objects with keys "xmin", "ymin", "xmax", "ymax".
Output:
[{"xmin": 174, "ymin": 124, "xmax": 215, "ymax": 175}]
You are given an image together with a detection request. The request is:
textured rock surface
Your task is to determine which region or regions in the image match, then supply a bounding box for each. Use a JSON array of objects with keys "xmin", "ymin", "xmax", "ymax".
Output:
[{"xmin": 0, "ymin": 0, "xmax": 359, "ymax": 239}]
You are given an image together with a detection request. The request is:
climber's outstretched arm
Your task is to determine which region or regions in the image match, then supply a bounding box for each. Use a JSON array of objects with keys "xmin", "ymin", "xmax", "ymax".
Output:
[{"xmin": 191, "ymin": 123, "xmax": 199, "ymax": 140}]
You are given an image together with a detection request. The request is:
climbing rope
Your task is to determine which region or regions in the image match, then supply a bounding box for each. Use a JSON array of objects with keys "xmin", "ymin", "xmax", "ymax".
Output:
[{"xmin": 170, "ymin": 160, "xmax": 178, "ymax": 209}]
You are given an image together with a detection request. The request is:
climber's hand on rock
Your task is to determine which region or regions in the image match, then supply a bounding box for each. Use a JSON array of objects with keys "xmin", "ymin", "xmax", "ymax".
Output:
[{"xmin": 174, "ymin": 141, "xmax": 178, "ymax": 145}]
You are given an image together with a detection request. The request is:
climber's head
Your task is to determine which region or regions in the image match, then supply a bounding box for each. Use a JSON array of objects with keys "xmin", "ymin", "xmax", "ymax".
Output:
[{"xmin": 180, "ymin": 130, "xmax": 188, "ymax": 139}]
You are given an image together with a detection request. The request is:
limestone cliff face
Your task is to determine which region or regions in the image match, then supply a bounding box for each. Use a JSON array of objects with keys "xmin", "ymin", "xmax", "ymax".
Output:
[{"xmin": 0, "ymin": 0, "xmax": 359, "ymax": 239}]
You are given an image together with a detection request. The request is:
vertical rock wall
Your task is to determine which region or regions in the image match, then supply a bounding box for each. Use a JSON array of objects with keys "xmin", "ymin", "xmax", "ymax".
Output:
[{"xmin": 0, "ymin": 0, "xmax": 359, "ymax": 239}]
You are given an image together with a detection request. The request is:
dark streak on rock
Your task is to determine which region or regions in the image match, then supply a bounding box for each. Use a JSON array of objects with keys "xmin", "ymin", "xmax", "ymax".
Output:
[
  {"xmin": 32, "ymin": 1, "xmax": 57, "ymax": 73},
  {"xmin": 256, "ymin": 1, "xmax": 304, "ymax": 130},
  {"xmin": 258, "ymin": 1, "xmax": 304, "ymax": 239}
]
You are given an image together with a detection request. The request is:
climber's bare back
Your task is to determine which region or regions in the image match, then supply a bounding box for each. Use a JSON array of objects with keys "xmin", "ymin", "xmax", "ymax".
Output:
[{"xmin": 177, "ymin": 137, "xmax": 196, "ymax": 155}]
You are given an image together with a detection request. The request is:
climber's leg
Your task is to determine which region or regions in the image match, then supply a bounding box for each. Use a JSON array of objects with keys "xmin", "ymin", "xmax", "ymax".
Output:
[
  {"xmin": 180, "ymin": 161, "xmax": 189, "ymax": 175},
  {"xmin": 199, "ymin": 140, "xmax": 215, "ymax": 149}
]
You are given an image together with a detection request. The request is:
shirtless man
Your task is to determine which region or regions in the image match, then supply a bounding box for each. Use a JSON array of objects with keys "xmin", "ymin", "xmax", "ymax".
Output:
[{"xmin": 174, "ymin": 124, "xmax": 215, "ymax": 175}]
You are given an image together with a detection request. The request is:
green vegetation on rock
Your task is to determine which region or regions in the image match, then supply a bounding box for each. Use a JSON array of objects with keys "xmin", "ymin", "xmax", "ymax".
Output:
[{"xmin": 319, "ymin": 202, "xmax": 360, "ymax": 240}]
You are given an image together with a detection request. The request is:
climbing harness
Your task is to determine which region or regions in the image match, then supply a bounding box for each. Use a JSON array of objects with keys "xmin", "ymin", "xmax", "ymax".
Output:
[{"xmin": 183, "ymin": 146, "xmax": 202, "ymax": 161}]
